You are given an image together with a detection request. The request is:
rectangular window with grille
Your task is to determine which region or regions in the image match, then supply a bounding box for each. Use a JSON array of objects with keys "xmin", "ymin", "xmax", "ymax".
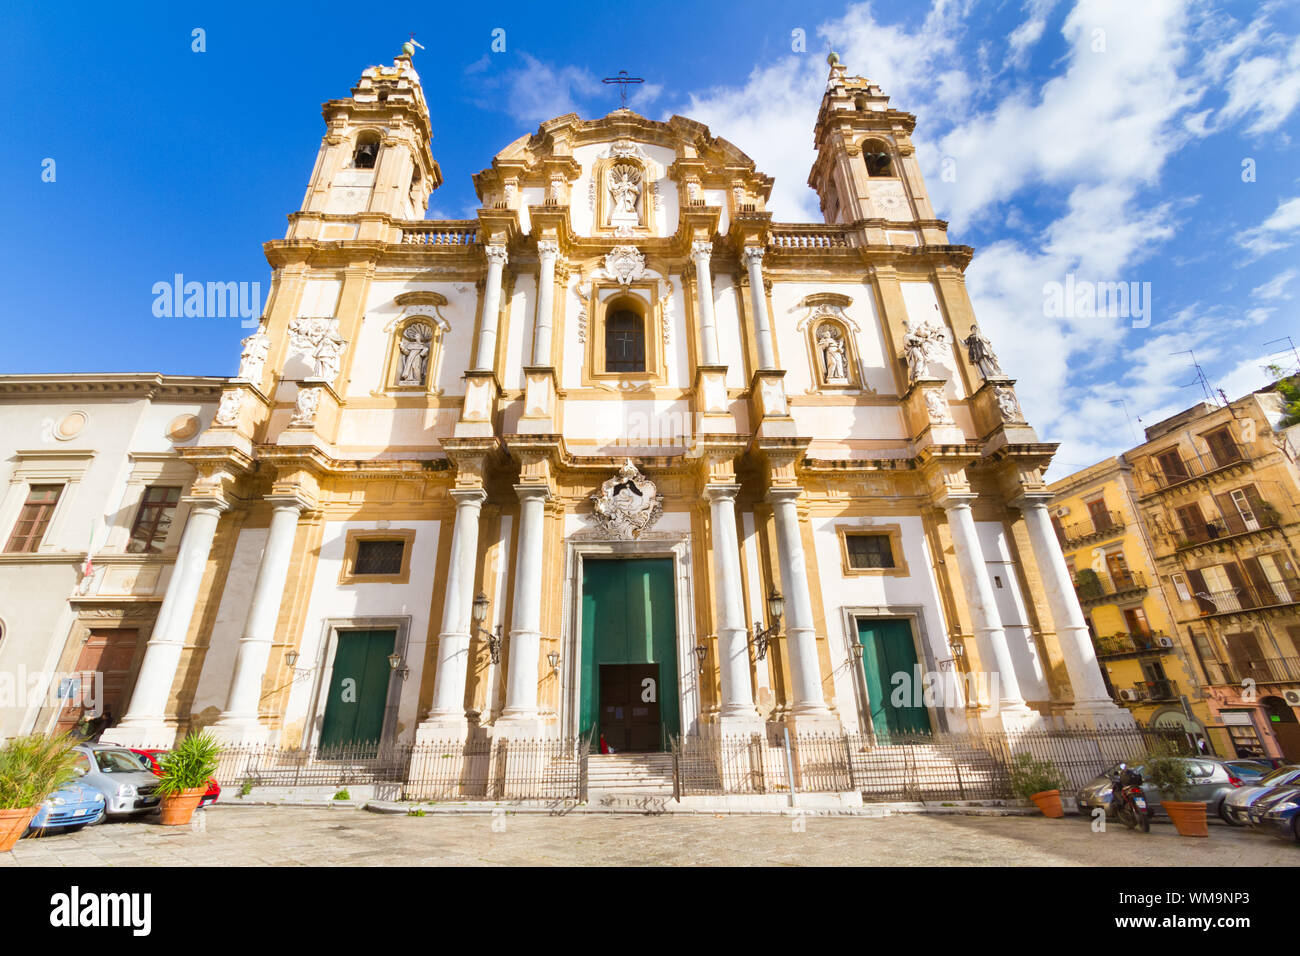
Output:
[
  {"xmin": 127, "ymin": 486, "xmax": 181, "ymax": 554},
  {"xmin": 844, "ymin": 533, "xmax": 895, "ymax": 569},
  {"xmin": 354, "ymin": 539, "xmax": 405, "ymax": 575},
  {"xmin": 5, "ymin": 484, "xmax": 62, "ymax": 553}
]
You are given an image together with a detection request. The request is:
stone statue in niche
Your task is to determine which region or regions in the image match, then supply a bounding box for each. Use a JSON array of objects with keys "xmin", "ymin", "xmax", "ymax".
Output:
[
  {"xmin": 607, "ymin": 163, "xmax": 642, "ymax": 226},
  {"xmin": 288, "ymin": 317, "xmax": 347, "ymax": 383},
  {"xmin": 589, "ymin": 459, "xmax": 664, "ymax": 540},
  {"xmin": 237, "ymin": 325, "xmax": 271, "ymax": 383},
  {"xmin": 995, "ymin": 385, "xmax": 1023, "ymax": 422},
  {"xmin": 903, "ymin": 315, "xmax": 950, "ymax": 384},
  {"xmin": 963, "ymin": 322, "xmax": 1004, "ymax": 380},
  {"xmin": 816, "ymin": 323, "xmax": 849, "ymax": 382},
  {"xmin": 396, "ymin": 321, "xmax": 434, "ymax": 386},
  {"xmin": 213, "ymin": 390, "xmax": 242, "ymax": 427}
]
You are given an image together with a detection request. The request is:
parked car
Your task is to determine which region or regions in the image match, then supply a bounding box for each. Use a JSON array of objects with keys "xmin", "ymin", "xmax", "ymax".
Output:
[
  {"xmin": 130, "ymin": 748, "xmax": 220, "ymax": 807},
  {"xmin": 1221, "ymin": 765, "xmax": 1300, "ymax": 825},
  {"xmin": 1247, "ymin": 784, "xmax": 1300, "ymax": 826},
  {"xmin": 27, "ymin": 780, "xmax": 105, "ymax": 835},
  {"xmin": 1077, "ymin": 757, "xmax": 1245, "ymax": 821},
  {"xmin": 71, "ymin": 744, "xmax": 162, "ymax": 818},
  {"xmin": 1224, "ymin": 759, "xmax": 1273, "ymax": 784},
  {"xmin": 1257, "ymin": 787, "xmax": 1300, "ymax": 841}
]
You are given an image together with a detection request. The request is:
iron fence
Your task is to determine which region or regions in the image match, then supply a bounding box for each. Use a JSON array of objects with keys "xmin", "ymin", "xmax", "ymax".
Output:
[
  {"xmin": 214, "ymin": 737, "xmax": 589, "ymax": 803},
  {"xmin": 672, "ymin": 725, "xmax": 1192, "ymax": 802}
]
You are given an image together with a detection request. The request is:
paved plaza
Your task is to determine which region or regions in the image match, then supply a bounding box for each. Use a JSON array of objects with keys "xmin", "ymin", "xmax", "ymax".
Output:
[{"xmin": 2, "ymin": 806, "xmax": 1297, "ymax": 866}]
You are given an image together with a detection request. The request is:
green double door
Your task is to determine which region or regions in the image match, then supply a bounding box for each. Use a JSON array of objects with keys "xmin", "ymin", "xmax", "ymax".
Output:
[
  {"xmin": 318, "ymin": 629, "xmax": 396, "ymax": 751},
  {"xmin": 855, "ymin": 618, "xmax": 931, "ymax": 736},
  {"xmin": 580, "ymin": 558, "xmax": 679, "ymax": 751}
]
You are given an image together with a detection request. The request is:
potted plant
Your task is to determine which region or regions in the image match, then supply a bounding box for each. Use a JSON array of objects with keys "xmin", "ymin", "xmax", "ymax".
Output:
[
  {"xmin": 1008, "ymin": 752, "xmax": 1066, "ymax": 818},
  {"xmin": 0, "ymin": 733, "xmax": 81, "ymax": 851},
  {"xmin": 1144, "ymin": 745, "xmax": 1206, "ymax": 837},
  {"xmin": 155, "ymin": 731, "xmax": 221, "ymax": 826}
]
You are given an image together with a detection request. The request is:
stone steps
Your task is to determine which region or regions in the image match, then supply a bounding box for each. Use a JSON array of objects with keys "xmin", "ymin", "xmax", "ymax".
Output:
[{"xmin": 587, "ymin": 753, "xmax": 675, "ymax": 795}]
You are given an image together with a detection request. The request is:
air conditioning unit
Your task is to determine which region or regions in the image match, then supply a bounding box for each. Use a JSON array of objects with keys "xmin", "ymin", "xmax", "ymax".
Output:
[
  {"xmin": 1157, "ymin": 636, "xmax": 1175, "ymax": 648},
  {"xmin": 1284, "ymin": 690, "xmax": 1300, "ymax": 707},
  {"xmin": 1119, "ymin": 689, "xmax": 1139, "ymax": 701}
]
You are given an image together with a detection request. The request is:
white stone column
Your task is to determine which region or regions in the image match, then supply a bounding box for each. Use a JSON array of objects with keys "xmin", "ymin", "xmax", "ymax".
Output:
[
  {"xmin": 103, "ymin": 500, "xmax": 228, "ymax": 747},
  {"xmin": 1018, "ymin": 496, "xmax": 1134, "ymax": 725},
  {"xmin": 210, "ymin": 498, "xmax": 305, "ymax": 743},
  {"xmin": 421, "ymin": 488, "xmax": 487, "ymax": 736},
  {"xmin": 531, "ymin": 239, "xmax": 559, "ymax": 365},
  {"xmin": 768, "ymin": 487, "xmax": 834, "ymax": 724},
  {"xmin": 499, "ymin": 485, "xmax": 548, "ymax": 734},
  {"xmin": 691, "ymin": 240, "xmax": 721, "ymax": 366},
  {"xmin": 473, "ymin": 244, "xmax": 509, "ymax": 371},
  {"xmin": 704, "ymin": 485, "xmax": 761, "ymax": 731},
  {"xmin": 940, "ymin": 496, "xmax": 1033, "ymax": 721},
  {"xmin": 742, "ymin": 246, "xmax": 777, "ymax": 370}
]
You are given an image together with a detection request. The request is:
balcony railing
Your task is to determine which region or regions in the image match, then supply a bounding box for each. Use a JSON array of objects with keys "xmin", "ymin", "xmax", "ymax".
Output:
[
  {"xmin": 1124, "ymin": 679, "xmax": 1180, "ymax": 702},
  {"xmin": 400, "ymin": 222, "xmax": 480, "ymax": 245},
  {"xmin": 768, "ymin": 225, "xmax": 850, "ymax": 250},
  {"xmin": 1188, "ymin": 578, "xmax": 1300, "ymax": 616},
  {"xmin": 1176, "ymin": 506, "xmax": 1283, "ymax": 549},
  {"xmin": 1202, "ymin": 657, "xmax": 1300, "ymax": 686},
  {"xmin": 1144, "ymin": 442, "xmax": 1250, "ymax": 492},
  {"xmin": 1062, "ymin": 510, "xmax": 1125, "ymax": 546},
  {"xmin": 1074, "ymin": 569, "xmax": 1148, "ymax": 604},
  {"xmin": 1093, "ymin": 631, "xmax": 1174, "ymax": 657}
]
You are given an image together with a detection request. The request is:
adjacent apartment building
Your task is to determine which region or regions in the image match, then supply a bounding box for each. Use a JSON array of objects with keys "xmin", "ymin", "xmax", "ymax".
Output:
[{"xmin": 1050, "ymin": 379, "xmax": 1300, "ymax": 759}]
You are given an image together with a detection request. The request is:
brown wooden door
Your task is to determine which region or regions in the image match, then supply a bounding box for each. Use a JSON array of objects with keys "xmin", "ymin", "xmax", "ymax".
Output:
[
  {"xmin": 599, "ymin": 663, "xmax": 661, "ymax": 753},
  {"xmin": 57, "ymin": 628, "xmax": 139, "ymax": 733},
  {"xmin": 1225, "ymin": 630, "xmax": 1266, "ymax": 684}
]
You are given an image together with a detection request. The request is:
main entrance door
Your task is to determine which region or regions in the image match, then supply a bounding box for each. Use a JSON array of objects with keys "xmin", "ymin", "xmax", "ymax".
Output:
[
  {"xmin": 56, "ymin": 628, "xmax": 139, "ymax": 733},
  {"xmin": 580, "ymin": 558, "xmax": 678, "ymax": 751},
  {"xmin": 856, "ymin": 618, "xmax": 931, "ymax": 736},
  {"xmin": 318, "ymin": 629, "xmax": 396, "ymax": 751}
]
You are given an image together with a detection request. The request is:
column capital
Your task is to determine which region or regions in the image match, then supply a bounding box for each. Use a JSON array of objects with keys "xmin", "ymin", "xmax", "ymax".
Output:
[
  {"xmin": 741, "ymin": 245, "xmax": 765, "ymax": 268},
  {"xmin": 264, "ymin": 493, "xmax": 310, "ymax": 514},
  {"xmin": 703, "ymin": 483, "xmax": 740, "ymax": 503},
  {"xmin": 536, "ymin": 238, "xmax": 560, "ymax": 260},
  {"xmin": 180, "ymin": 495, "xmax": 231, "ymax": 516},
  {"xmin": 1011, "ymin": 492, "xmax": 1053, "ymax": 512},
  {"xmin": 450, "ymin": 487, "xmax": 489, "ymax": 506},
  {"xmin": 514, "ymin": 483, "xmax": 551, "ymax": 502},
  {"xmin": 484, "ymin": 243, "xmax": 509, "ymax": 266},
  {"xmin": 690, "ymin": 239, "xmax": 714, "ymax": 262},
  {"xmin": 935, "ymin": 491, "xmax": 977, "ymax": 510},
  {"xmin": 766, "ymin": 485, "xmax": 803, "ymax": 505}
]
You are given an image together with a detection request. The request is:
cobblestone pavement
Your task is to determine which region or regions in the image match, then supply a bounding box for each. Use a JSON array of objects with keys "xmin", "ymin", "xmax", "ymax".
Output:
[{"xmin": 2, "ymin": 806, "xmax": 1297, "ymax": 866}]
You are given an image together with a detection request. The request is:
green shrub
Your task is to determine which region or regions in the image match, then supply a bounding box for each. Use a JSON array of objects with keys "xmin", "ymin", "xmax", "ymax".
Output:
[
  {"xmin": 1007, "ymin": 752, "xmax": 1064, "ymax": 800},
  {"xmin": 333, "ymin": 788, "xmax": 350, "ymax": 801},
  {"xmin": 0, "ymin": 733, "xmax": 81, "ymax": 809},
  {"xmin": 1143, "ymin": 741, "xmax": 1196, "ymax": 801},
  {"xmin": 154, "ymin": 732, "xmax": 221, "ymax": 797}
]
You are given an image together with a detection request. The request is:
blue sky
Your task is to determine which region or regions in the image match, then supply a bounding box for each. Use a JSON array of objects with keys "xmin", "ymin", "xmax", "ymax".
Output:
[{"xmin": 2, "ymin": 0, "xmax": 1298, "ymax": 476}]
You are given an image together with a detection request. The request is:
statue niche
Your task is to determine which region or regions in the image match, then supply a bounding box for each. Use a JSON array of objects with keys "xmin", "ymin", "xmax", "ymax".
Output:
[
  {"xmin": 394, "ymin": 320, "xmax": 435, "ymax": 387},
  {"xmin": 602, "ymin": 159, "xmax": 647, "ymax": 232},
  {"xmin": 809, "ymin": 317, "xmax": 858, "ymax": 388}
]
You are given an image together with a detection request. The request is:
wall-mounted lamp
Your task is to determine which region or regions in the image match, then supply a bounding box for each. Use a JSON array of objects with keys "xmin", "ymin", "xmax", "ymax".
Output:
[
  {"xmin": 471, "ymin": 591, "xmax": 504, "ymax": 665},
  {"xmin": 749, "ymin": 588, "xmax": 784, "ymax": 661},
  {"xmin": 847, "ymin": 640, "xmax": 864, "ymax": 663},
  {"xmin": 937, "ymin": 638, "xmax": 965, "ymax": 671},
  {"xmin": 285, "ymin": 650, "xmax": 299, "ymax": 668},
  {"xmin": 387, "ymin": 652, "xmax": 410, "ymax": 680},
  {"xmin": 547, "ymin": 651, "xmax": 560, "ymax": 675},
  {"xmin": 694, "ymin": 643, "xmax": 708, "ymax": 673}
]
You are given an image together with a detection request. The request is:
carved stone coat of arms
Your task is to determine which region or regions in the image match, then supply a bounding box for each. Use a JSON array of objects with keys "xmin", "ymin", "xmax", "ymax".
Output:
[{"xmin": 589, "ymin": 459, "xmax": 664, "ymax": 539}]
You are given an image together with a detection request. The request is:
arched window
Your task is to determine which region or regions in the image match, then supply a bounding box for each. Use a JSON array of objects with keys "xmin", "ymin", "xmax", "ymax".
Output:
[
  {"xmin": 605, "ymin": 308, "xmax": 646, "ymax": 373},
  {"xmin": 352, "ymin": 132, "xmax": 380, "ymax": 170},
  {"xmin": 862, "ymin": 139, "xmax": 893, "ymax": 177}
]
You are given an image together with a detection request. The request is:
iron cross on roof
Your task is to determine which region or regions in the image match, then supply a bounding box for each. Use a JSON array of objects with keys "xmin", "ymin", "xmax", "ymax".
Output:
[{"xmin": 602, "ymin": 70, "xmax": 644, "ymax": 107}]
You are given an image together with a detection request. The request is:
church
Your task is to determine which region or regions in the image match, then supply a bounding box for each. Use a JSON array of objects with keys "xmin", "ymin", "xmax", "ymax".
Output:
[{"xmin": 63, "ymin": 48, "xmax": 1133, "ymax": 755}]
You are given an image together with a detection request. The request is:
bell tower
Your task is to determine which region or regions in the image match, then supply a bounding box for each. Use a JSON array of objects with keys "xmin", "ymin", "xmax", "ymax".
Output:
[
  {"xmin": 290, "ymin": 49, "xmax": 442, "ymax": 242},
  {"xmin": 807, "ymin": 53, "xmax": 946, "ymax": 243}
]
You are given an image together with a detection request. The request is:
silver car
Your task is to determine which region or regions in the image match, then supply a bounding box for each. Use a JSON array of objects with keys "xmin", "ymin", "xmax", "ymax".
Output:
[
  {"xmin": 1222, "ymin": 765, "xmax": 1300, "ymax": 826},
  {"xmin": 1076, "ymin": 757, "xmax": 1243, "ymax": 821},
  {"xmin": 71, "ymin": 744, "xmax": 162, "ymax": 818}
]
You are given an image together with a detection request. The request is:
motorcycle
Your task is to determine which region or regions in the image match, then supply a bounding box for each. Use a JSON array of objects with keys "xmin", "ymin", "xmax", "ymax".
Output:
[{"xmin": 1107, "ymin": 763, "xmax": 1150, "ymax": 832}]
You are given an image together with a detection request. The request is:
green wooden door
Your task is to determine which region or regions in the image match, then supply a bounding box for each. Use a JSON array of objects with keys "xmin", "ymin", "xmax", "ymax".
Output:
[
  {"xmin": 318, "ymin": 629, "xmax": 396, "ymax": 751},
  {"xmin": 856, "ymin": 618, "xmax": 930, "ymax": 736},
  {"xmin": 580, "ymin": 558, "xmax": 679, "ymax": 750}
]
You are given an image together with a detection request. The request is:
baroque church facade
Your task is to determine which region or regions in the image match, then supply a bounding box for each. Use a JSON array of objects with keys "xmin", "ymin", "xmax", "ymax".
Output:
[{"xmin": 80, "ymin": 50, "xmax": 1129, "ymax": 752}]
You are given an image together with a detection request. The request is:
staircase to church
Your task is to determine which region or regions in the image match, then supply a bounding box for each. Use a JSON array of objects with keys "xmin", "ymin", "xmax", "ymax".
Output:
[
  {"xmin": 586, "ymin": 753, "xmax": 676, "ymax": 802},
  {"xmin": 851, "ymin": 742, "xmax": 1006, "ymax": 802}
]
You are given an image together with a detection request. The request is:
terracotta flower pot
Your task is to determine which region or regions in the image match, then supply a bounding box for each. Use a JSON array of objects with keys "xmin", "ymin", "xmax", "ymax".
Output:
[
  {"xmin": 0, "ymin": 807, "xmax": 38, "ymax": 851},
  {"xmin": 158, "ymin": 788, "xmax": 207, "ymax": 826},
  {"xmin": 1030, "ymin": 789, "xmax": 1065, "ymax": 818},
  {"xmin": 1163, "ymin": 800, "xmax": 1208, "ymax": 837}
]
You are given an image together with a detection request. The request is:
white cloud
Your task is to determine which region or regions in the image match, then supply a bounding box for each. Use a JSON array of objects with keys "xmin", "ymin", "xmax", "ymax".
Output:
[
  {"xmin": 1006, "ymin": 0, "xmax": 1060, "ymax": 69},
  {"xmin": 1238, "ymin": 195, "xmax": 1300, "ymax": 256},
  {"xmin": 469, "ymin": 53, "xmax": 602, "ymax": 126},
  {"xmin": 1218, "ymin": 36, "xmax": 1300, "ymax": 135},
  {"xmin": 1251, "ymin": 267, "xmax": 1298, "ymax": 300}
]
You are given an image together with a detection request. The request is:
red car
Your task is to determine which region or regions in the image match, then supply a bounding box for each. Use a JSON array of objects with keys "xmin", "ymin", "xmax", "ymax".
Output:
[{"xmin": 130, "ymin": 749, "xmax": 221, "ymax": 807}]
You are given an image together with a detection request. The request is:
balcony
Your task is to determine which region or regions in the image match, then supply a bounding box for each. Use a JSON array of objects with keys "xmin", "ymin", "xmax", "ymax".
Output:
[
  {"xmin": 1202, "ymin": 657, "xmax": 1300, "ymax": 686},
  {"xmin": 1142, "ymin": 441, "xmax": 1250, "ymax": 495},
  {"xmin": 1062, "ymin": 510, "xmax": 1125, "ymax": 548},
  {"xmin": 1188, "ymin": 578, "xmax": 1300, "ymax": 617},
  {"xmin": 1175, "ymin": 505, "xmax": 1284, "ymax": 551},
  {"xmin": 1092, "ymin": 631, "xmax": 1175, "ymax": 659},
  {"xmin": 1121, "ymin": 679, "xmax": 1181, "ymax": 702},
  {"xmin": 1074, "ymin": 569, "xmax": 1148, "ymax": 607},
  {"xmin": 399, "ymin": 222, "xmax": 480, "ymax": 245}
]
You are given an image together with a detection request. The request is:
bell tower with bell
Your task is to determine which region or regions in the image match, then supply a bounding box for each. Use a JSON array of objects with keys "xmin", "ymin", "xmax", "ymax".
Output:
[
  {"xmin": 807, "ymin": 53, "xmax": 949, "ymax": 246},
  {"xmin": 290, "ymin": 40, "xmax": 442, "ymax": 243}
]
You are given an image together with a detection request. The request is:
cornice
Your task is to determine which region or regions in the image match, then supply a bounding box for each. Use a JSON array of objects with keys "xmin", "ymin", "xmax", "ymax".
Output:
[{"xmin": 0, "ymin": 374, "xmax": 227, "ymax": 401}]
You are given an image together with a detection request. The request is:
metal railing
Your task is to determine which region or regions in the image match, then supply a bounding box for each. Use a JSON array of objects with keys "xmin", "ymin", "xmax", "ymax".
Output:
[
  {"xmin": 213, "ymin": 737, "xmax": 589, "ymax": 803},
  {"xmin": 1123, "ymin": 679, "xmax": 1180, "ymax": 702},
  {"xmin": 1074, "ymin": 569, "xmax": 1147, "ymax": 604},
  {"xmin": 1092, "ymin": 631, "xmax": 1172, "ymax": 657},
  {"xmin": 1144, "ymin": 442, "xmax": 1250, "ymax": 491},
  {"xmin": 672, "ymin": 726, "xmax": 1191, "ymax": 802},
  {"xmin": 1202, "ymin": 656, "xmax": 1300, "ymax": 686},
  {"xmin": 1062, "ymin": 510, "xmax": 1125, "ymax": 546},
  {"xmin": 1189, "ymin": 578, "xmax": 1300, "ymax": 615}
]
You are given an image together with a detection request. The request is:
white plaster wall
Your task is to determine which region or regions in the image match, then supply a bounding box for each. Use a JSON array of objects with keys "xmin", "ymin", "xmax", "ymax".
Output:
[
  {"xmin": 711, "ymin": 275, "xmax": 748, "ymax": 389},
  {"xmin": 349, "ymin": 280, "xmax": 475, "ymax": 399},
  {"xmin": 770, "ymin": 280, "xmax": 895, "ymax": 396},
  {"xmin": 502, "ymin": 273, "xmax": 536, "ymax": 391},
  {"xmin": 662, "ymin": 276, "xmax": 690, "ymax": 389},
  {"xmin": 975, "ymin": 520, "xmax": 1049, "ymax": 700},
  {"xmin": 562, "ymin": 399, "xmax": 693, "ymax": 453},
  {"xmin": 790, "ymin": 404, "xmax": 909, "ymax": 447},
  {"xmin": 189, "ymin": 527, "xmax": 268, "ymax": 716},
  {"xmin": 284, "ymin": 519, "xmax": 440, "ymax": 745}
]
